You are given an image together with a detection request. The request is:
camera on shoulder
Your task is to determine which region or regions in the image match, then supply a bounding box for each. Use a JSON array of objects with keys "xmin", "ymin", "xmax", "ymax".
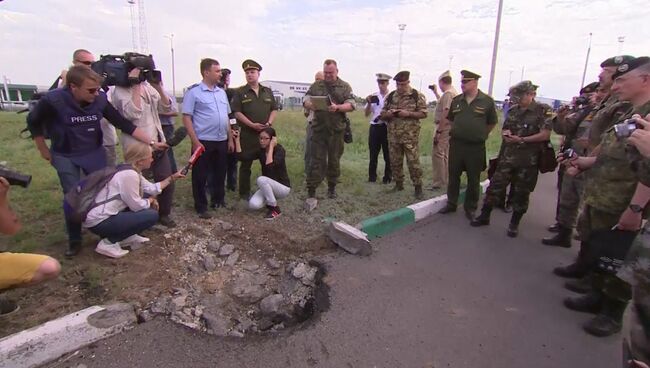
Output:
[{"xmin": 91, "ymin": 52, "xmax": 162, "ymax": 88}]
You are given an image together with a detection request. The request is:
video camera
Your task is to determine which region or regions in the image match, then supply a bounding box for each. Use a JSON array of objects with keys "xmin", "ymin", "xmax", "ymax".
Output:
[
  {"xmin": 91, "ymin": 52, "xmax": 162, "ymax": 88},
  {"xmin": 0, "ymin": 165, "xmax": 32, "ymax": 188}
]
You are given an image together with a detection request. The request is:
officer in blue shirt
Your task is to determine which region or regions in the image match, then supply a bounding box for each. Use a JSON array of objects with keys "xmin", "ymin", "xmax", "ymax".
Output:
[
  {"xmin": 28, "ymin": 65, "xmax": 161, "ymax": 257},
  {"xmin": 182, "ymin": 58, "xmax": 234, "ymax": 218}
]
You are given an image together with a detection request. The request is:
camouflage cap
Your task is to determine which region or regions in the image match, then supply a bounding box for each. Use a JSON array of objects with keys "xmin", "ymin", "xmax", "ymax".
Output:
[
  {"xmin": 375, "ymin": 73, "xmax": 392, "ymax": 81},
  {"xmin": 612, "ymin": 56, "xmax": 650, "ymax": 80},
  {"xmin": 579, "ymin": 81, "xmax": 599, "ymax": 95},
  {"xmin": 242, "ymin": 59, "xmax": 262, "ymax": 71},
  {"xmin": 600, "ymin": 55, "xmax": 635, "ymax": 68},
  {"xmin": 460, "ymin": 70, "xmax": 481, "ymax": 80},
  {"xmin": 393, "ymin": 71, "xmax": 410, "ymax": 82},
  {"xmin": 507, "ymin": 80, "xmax": 538, "ymax": 96}
]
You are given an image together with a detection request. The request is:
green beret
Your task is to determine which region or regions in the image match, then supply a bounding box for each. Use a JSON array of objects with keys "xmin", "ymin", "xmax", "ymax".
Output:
[
  {"xmin": 393, "ymin": 71, "xmax": 410, "ymax": 82},
  {"xmin": 242, "ymin": 59, "xmax": 262, "ymax": 71},
  {"xmin": 375, "ymin": 73, "xmax": 391, "ymax": 81},
  {"xmin": 508, "ymin": 80, "xmax": 537, "ymax": 96},
  {"xmin": 612, "ymin": 56, "xmax": 650, "ymax": 80},
  {"xmin": 460, "ymin": 70, "xmax": 481, "ymax": 79},
  {"xmin": 600, "ymin": 55, "xmax": 635, "ymax": 68},
  {"xmin": 579, "ymin": 82, "xmax": 599, "ymax": 95}
]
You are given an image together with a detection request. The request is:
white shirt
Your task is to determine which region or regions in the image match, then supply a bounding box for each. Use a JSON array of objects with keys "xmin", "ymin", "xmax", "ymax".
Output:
[
  {"xmin": 365, "ymin": 91, "xmax": 389, "ymax": 125},
  {"xmin": 83, "ymin": 169, "xmax": 162, "ymax": 228}
]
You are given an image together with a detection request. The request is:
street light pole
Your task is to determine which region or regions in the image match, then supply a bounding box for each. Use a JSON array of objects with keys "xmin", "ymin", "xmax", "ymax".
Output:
[
  {"xmin": 398, "ymin": 24, "xmax": 406, "ymax": 71},
  {"xmin": 164, "ymin": 33, "xmax": 176, "ymax": 98},
  {"xmin": 580, "ymin": 32, "xmax": 593, "ymax": 89},
  {"xmin": 487, "ymin": 0, "xmax": 504, "ymax": 97},
  {"xmin": 617, "ymin": 36, "xmax": 625, "ymax": 54}
]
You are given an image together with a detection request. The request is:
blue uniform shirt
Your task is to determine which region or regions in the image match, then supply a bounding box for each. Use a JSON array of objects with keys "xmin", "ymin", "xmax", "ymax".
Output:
[{"xmin": 182, "ymin": 82, "xmax": 230, "ymax": 141}]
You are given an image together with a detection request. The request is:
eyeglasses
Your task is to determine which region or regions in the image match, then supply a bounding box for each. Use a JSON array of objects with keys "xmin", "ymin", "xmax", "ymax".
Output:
[
  {"xmin": 461, "ymin": 79, "xmax": 475, "ymax": 84},
  {"xmin": 75, "ymin": 60, "xmax": 93, "ymax": 66}
]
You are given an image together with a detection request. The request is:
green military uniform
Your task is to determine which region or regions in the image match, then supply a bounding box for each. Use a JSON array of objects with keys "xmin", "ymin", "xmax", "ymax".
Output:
[
  {"xmin": 446, "ymin": 71, "xmax": 498, "ymax": 212},
  {"xmin": 305, "ymin": 77, "xmax": 355, "ymax": 193},
  {"xmin": 588, "ymin": 95, "xmax": 632, "ymax": 153},
  {"xmin": 382, "ymin": 71, "xmax": 427, "ymax": 191},
  {"xmin": 483, "ymin": 100, "xmax": 552, "ymax": 213},
  {"xmin": 230, "ymin": 59, "xmax": 278, "ymax": 197}
]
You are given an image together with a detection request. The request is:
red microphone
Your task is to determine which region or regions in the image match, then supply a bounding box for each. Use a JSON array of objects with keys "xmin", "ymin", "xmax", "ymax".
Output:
[{"xmin": 181, "ymin": 146, "xmax": 205, "ymax": 175}]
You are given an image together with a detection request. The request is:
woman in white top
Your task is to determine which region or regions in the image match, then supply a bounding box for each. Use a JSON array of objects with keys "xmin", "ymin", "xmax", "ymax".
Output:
[{"xmin": 84, "ymin": 143, "xmax": 184, "ymax": 258}]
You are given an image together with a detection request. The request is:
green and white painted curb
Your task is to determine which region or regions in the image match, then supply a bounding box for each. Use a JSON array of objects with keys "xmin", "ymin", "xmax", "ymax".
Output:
[{"xmin": 361, "ymin": 180, "xmax": 490, "ymax": 239}]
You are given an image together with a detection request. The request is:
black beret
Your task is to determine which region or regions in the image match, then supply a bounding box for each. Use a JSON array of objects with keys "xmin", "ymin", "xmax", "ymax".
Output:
[
  {"xmin": 612, "ymin": 56, "xmax": 650, "ymax": 80},
  {"xmin": 460, "ymin": 70, "xmax": 481, "ymax": 79},
  {"xmin": 393, "ymin": 71, "xmax": 410, "ymax": 82},
  {"xmin": 579, "ymin": 82, "xmax": 599, "ymax": 95},
  {"xmin": 600, "ymin": 55, "xmax": 635, "ymax": 68},
  {"xmin": 242, "ymin": 59, "xmax": 262, "ymax": 71}
]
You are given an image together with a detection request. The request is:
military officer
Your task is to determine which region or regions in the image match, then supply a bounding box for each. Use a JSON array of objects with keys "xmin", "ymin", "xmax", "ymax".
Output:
[
  {"xmin": 439, "ymin": 70, "xmax": 498, "ymax": 220},
  {"xmin": 470, "ymin": 81, "xmax": 552, "ymax": 237},
  {"xmin": 303, "ymin": 59, "xmax": 355, "ymax": 200},
  {"xmin": 231, "ymin": 59, "xmax": 278, "ymax": 200},
  {"xmin": 429, "ymin": 70, "xmax": 459, "ymax": 190},
  {"xmin": 554, "ymin": 55, "xmax": 636, "ymax": 279},
  {"xmin": 379, "ymin": 71, "xmax": 427, "ymax": 199},
  {"xmin": 561, "ymin": 57, "xmax": 650, "ymax": 338}
]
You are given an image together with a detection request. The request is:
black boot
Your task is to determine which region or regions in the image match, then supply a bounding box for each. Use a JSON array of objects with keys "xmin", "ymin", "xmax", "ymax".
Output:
[
  {"xmin": 327, "ymin": 185, "xmax": 337, "ymax": 199},
  {"xmin": 507, "ymin": 211, "xmax": 524, "ymax": 237},
  {"xmin": 547, "ymin": 223, "xmax": 561, "ymax": 233},
  {"xmin": 64, "ymin": 240, "xmax": 82, "ymax": 259},
  {"xmin": 470, "ymin": 205, "xmax": 492, "ymax": 227},
  {"xmin": 542, "ymin": 225, "xmax": 572, "ymax": 248},
  {"xmin": 564, "ymin": 274, "xmax": 593, "ymax": 294},
  {"xmin": 583, "ymin": 298, "xmax": 627, "ymax": 337},
  {"xmin": 553, "ymin": 241, "xmax": 590, "ymax": 278},
  {"xmin": 414, "ymin": 185, "xmax": 423, "ymax": 199},
  {"xmin": 563, "ymin": 290, "xmax": 603, "ymax": 314}
]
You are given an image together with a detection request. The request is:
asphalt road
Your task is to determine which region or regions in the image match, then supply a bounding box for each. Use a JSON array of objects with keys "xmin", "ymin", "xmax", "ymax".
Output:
[{"xmin": 52, "ymin": 172, "xmax": 619, "ymax": 368}]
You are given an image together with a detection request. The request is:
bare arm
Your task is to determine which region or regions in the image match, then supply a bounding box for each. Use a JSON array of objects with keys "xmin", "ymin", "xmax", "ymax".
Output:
[{"xmin": 0, "ymin": 178, "xmax": 21, "ymax": 235}]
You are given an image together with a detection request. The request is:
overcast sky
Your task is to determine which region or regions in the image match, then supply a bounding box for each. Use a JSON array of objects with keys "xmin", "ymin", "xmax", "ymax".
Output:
[{"xmin": 1, "ymin": 0, "xmax": 649, "ymax": 101}]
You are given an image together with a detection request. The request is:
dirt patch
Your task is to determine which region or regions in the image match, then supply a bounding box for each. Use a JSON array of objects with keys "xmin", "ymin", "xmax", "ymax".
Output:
[{"xmin": 0, "ymin": 206, "xmax": 337, "ymax": 338}]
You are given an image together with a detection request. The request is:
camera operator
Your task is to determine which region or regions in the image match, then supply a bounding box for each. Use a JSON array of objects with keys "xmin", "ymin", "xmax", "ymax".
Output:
[
  {"xmin": 559, "ymin": 57, "xmax": 650, "ymax": 339},
  {"xmin": 111, "ymin": 66, "xmax": 177, "ymax": 228},
  {"xmin": 158, "ymin": 81, "xmax": 179, "ymax": 172},
  {"xmin": 27, "ymin": 66, "xmax": 164, "ymax": 258},
  {"xmin": 0, "ymin": 177, "xmax": 61, "ymax": 316}
]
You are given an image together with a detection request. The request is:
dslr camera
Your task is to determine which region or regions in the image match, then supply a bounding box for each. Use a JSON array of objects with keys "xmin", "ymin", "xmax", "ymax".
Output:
[
  {"xmin": 614, "ymin": 118, "xmax": 638, "ymax": 140},
  {"xmin": 92, "ymin": 52, "xmax": 162, "ymax": 88},
  {"xmin": 0, "ymin": 165, "xmax": 32, "ymax": 188}
]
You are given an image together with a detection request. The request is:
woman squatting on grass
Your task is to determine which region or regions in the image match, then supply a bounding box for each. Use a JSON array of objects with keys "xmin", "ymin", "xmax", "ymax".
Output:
[
  {"xmin": 234, "ymin": 127, "xmax": 291, "ymax": 220},
  {"xmin": 83, "ymin": 143, "xmax": 185, "ymax": 258}
]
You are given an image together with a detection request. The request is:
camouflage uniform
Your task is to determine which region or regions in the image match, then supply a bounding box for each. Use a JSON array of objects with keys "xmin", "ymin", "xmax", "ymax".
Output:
[
  {"xmin": 587, "ymin": 94, "xmax": 632, "ymax": 154},
  {"xmin": 305, "ymin": 78, "xmax": 355, "ymax": 191},
  {"xmin": 482, "ymin": 101, "xmax": 552, "ymax": 213},
  {"xmin": 382, "ymin": 88, "xmax": 427, "ymax": 188}
]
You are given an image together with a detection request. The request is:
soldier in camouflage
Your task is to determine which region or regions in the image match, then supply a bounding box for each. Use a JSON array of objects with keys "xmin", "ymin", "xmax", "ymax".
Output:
[
  {"xmin": 554, "ymin": 55, "xmax": 636, "ymax": 280},
  {"xmin": 561, "ymin": 57, "xmax": 650, "ymax": 338},
  {"xmin": 379, "ymin": 71, "xmax": 428, "ymax": 199},
  {"xmin": 471, "ymin": 81, "xmax": 552, "ymax": 237},
  {"xmin": 303, "ymin": 59, "xmax": 355, "ymax": 200}
]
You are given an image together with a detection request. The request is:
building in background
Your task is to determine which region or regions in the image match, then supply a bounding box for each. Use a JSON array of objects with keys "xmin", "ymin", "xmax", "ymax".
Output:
[
  {"xmin": 261, "ymin": 80, "xmax": 313, "ymax": 110},
  {"xmin": 0, "ymin": 80, "xmax": 39, "ymax": 111}
]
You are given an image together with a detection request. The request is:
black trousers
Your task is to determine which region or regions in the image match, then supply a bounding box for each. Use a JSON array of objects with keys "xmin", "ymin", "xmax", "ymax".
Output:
[
  {"xmin": 226, "ymin": 153, "xmax": 238, "ymax": 190},
  {"xmin": 368, "ymin": 124, "xmax": 391, "ymax": 181},
  {"xmin": 191, "ymin": 140, "xmax": 227, "ymax": 213}
]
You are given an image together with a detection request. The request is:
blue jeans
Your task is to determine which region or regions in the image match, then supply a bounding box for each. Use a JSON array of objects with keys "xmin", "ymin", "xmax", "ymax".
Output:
[
  {"xmin": 51, "ymin": 150, "xmax": 106, "ymax": 244},
  {"xmin": 89, "ymin": 209, "xmax": 159, "ymax": 243}
]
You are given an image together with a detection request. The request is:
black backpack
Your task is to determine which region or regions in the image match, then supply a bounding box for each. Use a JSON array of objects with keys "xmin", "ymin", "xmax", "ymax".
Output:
[{"xmin": 63, "ymin": 164, "xmax": 135, "ymax": 223}]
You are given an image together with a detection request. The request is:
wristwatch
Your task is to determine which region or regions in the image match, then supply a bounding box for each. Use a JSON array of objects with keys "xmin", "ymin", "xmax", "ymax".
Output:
[{"xmin": 629, "ymin": 204, "xmax": 644, "ymax": 213}]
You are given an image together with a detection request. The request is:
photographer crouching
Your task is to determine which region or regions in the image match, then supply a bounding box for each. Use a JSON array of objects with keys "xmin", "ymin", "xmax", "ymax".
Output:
[
  {"xmin": 110, "ymin": 56, "xmax": 178, "ymax": 228},
  {"xmin": 0, "ymin": 175, "xmax": 60, "ymax": 317},
  {"xmin": 28, "ymin": 66, "xmax": 166, "ymax": 258}
]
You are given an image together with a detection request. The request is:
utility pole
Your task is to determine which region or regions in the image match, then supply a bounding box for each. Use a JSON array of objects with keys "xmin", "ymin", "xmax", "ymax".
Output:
[
  {"xmin": 580, "ymin": 32, "xmax": 593, "ymax": 89},
  {"xmin": 398, "ymin": 24, "xmax": 406, "ymax": 71},
  {"xmin": 165, "ymin": 33, "xmax": 176, "ymax": 98},
  {"xmin": 127, "ymin": 0, "xmax": 138, "ymax": 51},
  {"xmin": 487, "ymin": 0, "xmax": 504, "ymax": 96},
  {"xmin": 520, "ymin": 66, "xmax": 525, "ymax": 81},
  {"xmin": 508, "ymin": 69, "xmax": 513, "ymax": 86},
  {"xmin": 617, "ymin": 36, "xmax": 625, "ymax": 54}
]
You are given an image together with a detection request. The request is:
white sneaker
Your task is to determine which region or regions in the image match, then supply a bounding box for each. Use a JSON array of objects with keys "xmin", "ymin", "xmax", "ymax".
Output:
[
  {"xmin": 120, "ymin": 234, "xmax": 150, "ymax": 245},
  {"xmin": 95, "ymin": 238, "xmax": 129, "ymax": 258}
]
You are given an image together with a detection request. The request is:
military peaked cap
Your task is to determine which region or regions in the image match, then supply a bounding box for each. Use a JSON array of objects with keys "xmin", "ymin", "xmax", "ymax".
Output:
[
  {"xmin": 242, "ymin": 59, "xmax": 262, "ymax": 71},
  {"xmin": 460, "ymin": 70, "xmax": 481, "ymax": 80},
  {"xmin": 376, "ymin": 73, "xmax": 391, "ymax": 81}
]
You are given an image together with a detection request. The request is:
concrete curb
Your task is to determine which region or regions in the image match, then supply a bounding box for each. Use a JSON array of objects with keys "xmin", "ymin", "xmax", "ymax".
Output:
[
  {"xmin": 0, "ymin": 303, "xmax": 137, "ymax": 368},
  {"xmin": 361, "ymin": 180, "xmax": 490, "ymax": 239}
]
